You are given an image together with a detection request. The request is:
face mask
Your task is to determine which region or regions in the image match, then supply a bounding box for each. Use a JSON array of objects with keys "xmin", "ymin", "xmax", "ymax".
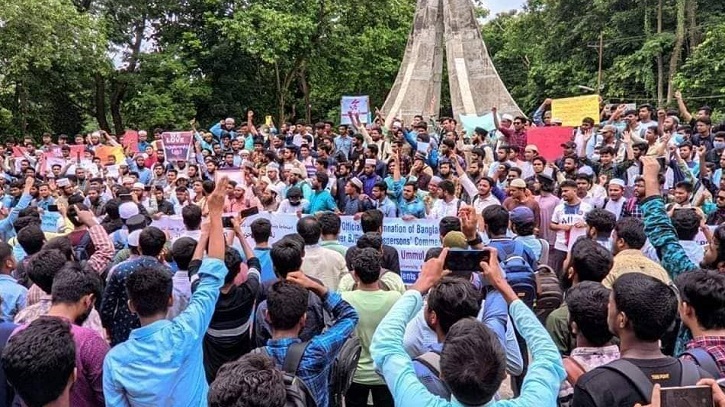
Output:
[
  {"xmin": 591, "ymin": 154, "xmax": 601, "ymax": 162},
  {"xmin": 715, "ymin": 141, "xmax": 725, "ymax": 150},
  {"xmin": 289, "ymin": 200, "xmax": 301, "ymax": 206},
  {"xmin": 673, "ymin": 133, "xmax": 685, "ymax": 145}
]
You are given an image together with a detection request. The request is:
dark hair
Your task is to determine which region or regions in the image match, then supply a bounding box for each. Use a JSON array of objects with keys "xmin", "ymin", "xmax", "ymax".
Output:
[
  {"xmin": 440, "ymin": 318, "xmax": 505, "ymax": 405},
  {"xmin": 171, "ymin": 237, "xmax": 196, "ymax": 271},
  {"xmin": 511, "ymin": 216, "xmax": 535, "ymax": 236},
  {"xmin": 675, "ymin": 270, "xmax": 725, "ymax": 331},
  {"xmin": 1, "ymin": 318, "xmax": 76, "ymax": 407},
  {"xmin": 585, "ymin": 208, "xmax": 616, "ymax": 236},
  {"xmin": 566, "ymin": 282, "xmax": 613, "ymax": 346},
  {"xmin": 43, "ymin": 236, "xmax": 73, "ymax": 261},
  {"xmin": 139, "ymin": 227, "xmax": 166, "ymax": 257},
  {"xmin": 675, "ymin": 181, "xmax": 693, "ymax": 194},
  {"xmin": 438, "ymin": 180, "xmax": 455, "ymax": 196},
  {"xmin": 296, "ymin": 216, "xmax": 321, "ymax": 245},
  {"xmin": 182, "ymin": 205, "xmax": 202, "ymax": 230},
  {"xmin": 670, "ymin": 209, "xmax": 700, "ymax": 241},
  {"xmin": 27, "ymin": 249, "xmax": 67, "ymax": 294},
  {"xmin": 125, "ymin": 264, "xmax": 173, "ymax": 317},
  {"xmin": 612, "ymin": 273, "xmax": 678, "ymax": 342},
  {"xmin": 427, "ymin": 277, "xmax": 481, "ymax": 334},
  {"xmin": 566, "ymin": 238, "xmax": 612, "ymax": 285},
  {"xmin": 209, "ymin": 353, "xmax": 287, "ymax": 407},
  {"xmin": 51, "ymin": 264, "xmax": 102, "ymax": 305},
  {"xmin": 599, "ymin": 146, "xmax": 616, "ymax": 157},
  {"xmin": 317, "ymin": 212, "xmax": 341, "ymax": 236},
  {"xmin": 251, "ymin": 218, "xmax": 272, "ymax": 244},
  {"xmin": 482, "ymin": 205, "xmax": 509, "ymax": 236},
  {"xmin": 17, "ymin": 225, "xmax": 45, "ymax": 255},
  {"xmin": 439, "ymin": 216, "xmax": 461, "ymax": 238},
  {"xmin": 372, "ymin": 181, "xmax": 387, "ymax": 193},
  {"xmin": 271, "ymin": 237, "xmax": 304, "ymax": 278},
  {"xmin": 356, "ymin": 232, "xmax": 382, "ymax": 250},
  {"xmin": 223, "ymin": 247, "xmax": 243, "ymax": 285},
  {"xmin": 360, "ymin": 209, "xmax": 383, "ymax": 233},
  {"xmin": 315, "ymin": 172, "xmax": 329, "ymax": 189},
  {"xmin": 614, "ymin": 218, "xmax": 647, "ymax": 249},
  {"xmin": 266, "ymin": 280, "xmax": 309, "ymax": 330},
  {"xmin": 352, "ymin": 248, "xmax": 382, "ymax": 284}
]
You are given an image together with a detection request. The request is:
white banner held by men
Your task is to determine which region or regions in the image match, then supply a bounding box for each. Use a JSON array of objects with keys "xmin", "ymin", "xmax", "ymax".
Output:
[
  {"xmin": 151, "ymin": 213, "xmax": 441, "ymax": 284},
  {"xmin": 340, "ymin": 96, "xmax": 370, "ymax": 125}
]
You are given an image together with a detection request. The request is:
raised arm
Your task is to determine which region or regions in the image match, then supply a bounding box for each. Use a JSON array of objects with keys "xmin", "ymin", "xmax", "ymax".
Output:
[{"xmin": 675, "ymin": 91, "xmax": 693, "ymax": 123}]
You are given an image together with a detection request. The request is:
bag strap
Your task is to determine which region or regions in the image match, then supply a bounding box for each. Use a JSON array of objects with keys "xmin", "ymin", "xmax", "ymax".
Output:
[
  {"xmin": 680, "ymin": 358, "xmax": 704, "ymax": 385},
  {"xmin": 599, "ymin": 359, "xmax": 654, "ymax": 402},
  {"xmin": 511, "ymin": 239, "xmax": 525, "ymax": 259},
  {"xmin": 682, "ymin": 348, "xmax": 720, "ymax": 379},
  {"xmin": 282, "ymin": 341, "xmax": 310, "ymax": 375},
  {"xmin": 563, "ymin": 356, "xmax": 588, "ymax": 385},
  {"xmin": 415, "ymin": 351, "xmax": 441, "ymax": 377}
]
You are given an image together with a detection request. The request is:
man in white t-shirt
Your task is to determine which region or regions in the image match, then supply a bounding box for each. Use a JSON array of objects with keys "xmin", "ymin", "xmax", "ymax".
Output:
[{"xmin": 549, "ymin": 180, "xmax": 593, "ymax": 275}]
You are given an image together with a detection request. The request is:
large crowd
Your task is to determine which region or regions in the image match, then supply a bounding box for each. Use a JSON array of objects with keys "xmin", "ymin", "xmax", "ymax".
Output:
[{"xmin": 0, "ymin": 96, "xmax": 725, "ymax": 407}]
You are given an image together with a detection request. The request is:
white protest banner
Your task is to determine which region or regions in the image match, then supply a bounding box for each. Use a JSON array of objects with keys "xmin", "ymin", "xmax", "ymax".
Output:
[
  {"xmin": 161, "ymin": 131, "xmax": 194, "ymax": 163},
  {"xmin": 340, "ymin": 96, "xmax": 370, "ymax": 125},
  {"xmin": 152, "ymin": 212, "xmax": 441, "ymax": 284},
  {"xmin": 215, "ymin": 168, "xmax": 245, "ymax": 188}
]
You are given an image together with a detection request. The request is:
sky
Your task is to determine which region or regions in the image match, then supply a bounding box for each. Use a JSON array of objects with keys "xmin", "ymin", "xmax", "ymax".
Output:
[{"xmin": 484, "ymin": 0, "xmax": 526, "ymax": 17}]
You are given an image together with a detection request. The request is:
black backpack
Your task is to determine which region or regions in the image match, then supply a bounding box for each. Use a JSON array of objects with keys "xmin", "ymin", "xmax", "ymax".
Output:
[
  {"xmin": 74, "ymin": 231, "xmax": 92, "ymax": 262},
  {"xmin": 599, "ymin": 358, "xmax": 703, "ymax": 403},
  {"xmin": 681, "ymin": 347, "xmax": 722, "ymax": 379},
  {"xmin": 328, "ymin": 335, "xmax": 362, "ymax": 407},
  {"xmin": 253, "ymin": 342, "xmax": 318, "ymax": 407},
  {"xmin": 534, "ymin": 265, "xmax": 563, "ymax": 324}
]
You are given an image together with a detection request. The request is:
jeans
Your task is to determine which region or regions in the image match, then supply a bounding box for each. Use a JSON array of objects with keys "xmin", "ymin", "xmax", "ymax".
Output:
[{"xmin": 345, "ymin": 382, "xmax": 394, "ymax": 407}]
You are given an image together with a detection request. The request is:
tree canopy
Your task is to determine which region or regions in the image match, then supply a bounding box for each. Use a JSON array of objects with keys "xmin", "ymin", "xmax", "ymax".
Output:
[{"xmin": 0, "ymin": 0, "xmax": 723, "ymax": 137}]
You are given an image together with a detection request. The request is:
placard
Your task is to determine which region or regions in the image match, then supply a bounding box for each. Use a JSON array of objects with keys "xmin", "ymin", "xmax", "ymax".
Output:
[
  {"xmin": 551, "ymin": 95, "xmax": 600, "ymax": 127},
  {"xmin": 161, "ymin": 132, "xmax": 193, "ymax": 162},
  {"xmin": 527, "ymin": 126, "xmax": 575, "ymax": 161},
  {"xmin": 341, "ymin": 96, "xmax": 370, "ymax": 125}
]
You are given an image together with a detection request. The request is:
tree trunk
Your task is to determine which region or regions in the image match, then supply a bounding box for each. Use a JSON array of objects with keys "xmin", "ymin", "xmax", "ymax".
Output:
[
  {"xmin": 686, "ymin": 0, "xmax": 700, "ymax": 48},
  {"xmin": 656, "ymin": 0, "xmax": 664, "ymax": 107},
  {"xmin": 299, "ymin": 65, "xmax": 311, "ymax": 124},
  {"xmin": 16, "ymin": 81, "xmax": 28, "ymax": 135},
  {"xmin": 110, "ymin": 18, "xmax": 146, "ymax": 134},
  {"xmin": 94, "ymin": 74, "xmax": 111, "ymax": 132},
  {"xmin": 666, "ymin": 0, "xmax": 686, "ymax": 104}
]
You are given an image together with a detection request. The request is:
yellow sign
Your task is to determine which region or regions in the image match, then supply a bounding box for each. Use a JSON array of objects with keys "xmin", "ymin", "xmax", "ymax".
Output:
[
  {"xmin": 265, "ymin": 115, "xmax": 273, "ymax": 126},
  {"xmin": 551, "ymin": 95, "xmax": 600, "ymax": 127}
]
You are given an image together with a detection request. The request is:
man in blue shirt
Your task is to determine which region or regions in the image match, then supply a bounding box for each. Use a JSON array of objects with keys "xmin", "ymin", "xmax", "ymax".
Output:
[
  {"xmin": 103, "ymin": 177, "xmax": 231, "ymax": 406},
  {"xmin": 126, "ymin": 154, "xmax": 152, "ymax": 185},
  {"xmin": 0, "ymin": 241, "xmax": 25, "ymax": 322},
  {"xmin": 370, "ymin": 247, "xmax": 565, "ymax": 407},
  {"xmin": 307, "ymin": 172, "xmax": 338, "ymax": 214},
  {"xmin": 262, "ymin": 254, "xmax": 359, "ymax": 407}
]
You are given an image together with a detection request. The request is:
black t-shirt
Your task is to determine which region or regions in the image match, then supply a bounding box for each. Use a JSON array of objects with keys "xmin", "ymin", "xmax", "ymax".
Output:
[{"xmin": 572, "ymin": 357, "xmax": 709, "ymax": 407}]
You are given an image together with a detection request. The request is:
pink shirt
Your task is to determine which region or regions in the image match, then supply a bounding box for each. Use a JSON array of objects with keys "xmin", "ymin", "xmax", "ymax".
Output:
[{"xmin": 14, "ymin": 317, "xmax": 109, "ymax": 407}]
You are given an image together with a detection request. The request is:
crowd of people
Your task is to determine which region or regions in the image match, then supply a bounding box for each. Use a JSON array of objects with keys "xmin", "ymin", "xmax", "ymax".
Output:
[{"xmin": 0, "ymin": 96, "xmax": 724, "ymax": 407}]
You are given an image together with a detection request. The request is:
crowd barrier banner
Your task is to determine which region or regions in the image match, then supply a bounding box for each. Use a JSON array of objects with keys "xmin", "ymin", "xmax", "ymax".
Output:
[
  {"xmin": 527, "ymin": 126, "xmax": 575, "ymax": 161},
  {"xmin": 340, "ymin": 96, "xmax": 370, "ymax": 125},
  {"xmin": 151, "ymin": 213, "xmax": 441, "ymax": 284},
  {"xmin": 551, "ymin": 95, "xmax": 600, "ymax": 127}
]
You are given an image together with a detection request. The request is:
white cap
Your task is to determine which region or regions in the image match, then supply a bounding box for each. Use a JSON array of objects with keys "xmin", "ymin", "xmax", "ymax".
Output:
[
  {"xmin": 609, "ymin": 178, "xmax": 625, "ymax": 187},
  {"xmin": 122, "ymin": 177, "xmax": 134, "ymax": 184},
  {"xmin": 365, "ymin": 158, "xmax": 376, "ymax": 166},
  {"xmin": 501, "ymin": 114, "xmax": 514, "ymax": 122},
  {"xmin": 127, "ymin": 230, "xmax": 142, "ymax": 247},
  {"xmin": 133, "ymin": 182, "xmax": 145, "ymax": 190},
  {"xmin": 119, "ymin": 202, "xmax": 140, "ymax": 220},
  {"xmin": 267, "ymin": 162, "xmax": 279, "ymax": 171},
  {"xmin": 430, "ymin": 176, "xmax": 442, "ymax": 185}
]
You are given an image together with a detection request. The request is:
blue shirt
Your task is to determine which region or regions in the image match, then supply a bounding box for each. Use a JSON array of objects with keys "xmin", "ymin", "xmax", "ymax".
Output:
[
  {"xmin": 375, "ymin": 197, "xmax": 398, "ymax": 218},
  {"xmin": 334, "ymin": 135, "xmax": 352, "ymax": 159},
  {"xmin": 306, "ymin": 190, "xmax": 338, "ymax": 214},
  {"xmin": 371, "ymin": 291, "xmax": 565, "ymax": 407},
  {"xmin": 264, "ymin": 291, "xmax": 358, "ymax": 407},
  {"xmin": 0, "ymin": 193, "xmax": 32, "ymax": 242},
  {"xmin": 397, "ymin": 197, "xmax": 426, "ymax": 219},
  {"xmin": 0, "ymin": 274, "xmax": 27, "ymax": 322},
  {"xmin": 103, "ymin": 258, "xmax": 227, "ymax": 407}
]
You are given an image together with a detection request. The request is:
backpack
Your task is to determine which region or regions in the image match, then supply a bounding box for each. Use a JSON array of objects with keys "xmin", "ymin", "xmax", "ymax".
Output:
[
  {"xmin": 681, "ymin": 347, "xmax": 722, "ymax": 379},
  {"xmin": 413, "ymin": 350, "xmax": 452, "ymax": 397},
  {"xmin": 534, "ymin": 265, "xmax": 563, "ymax": 325},
  {"xmin": 558, "ymin": 356, "xmax": 590, "ymax": 407},
  {"xmin": 252, "ymin": 342, "xmax": 318, "ymax": 407},
  {"xmin": 74, "ymin": 231, "xmax": 92, "ymax": 263},
  {"xmin": 12, "ymin": 257, "xmax": 32, "ymax": 288},
  {"xmin": 328, "ymin": 335, "xmax": 362, "ymax": 407},
  {"xmin": 495, "ymin": 241, "xmax": 537, "ymax": 308},
  {"xmin": 599, "ymin": 359, "xmax": 702, "ymax": 403}
]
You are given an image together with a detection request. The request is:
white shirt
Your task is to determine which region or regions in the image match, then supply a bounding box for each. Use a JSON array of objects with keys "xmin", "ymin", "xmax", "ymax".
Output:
[
  {"xmin": 551, "ymin": 201, "xmax": 593, "ymax": 251},
  {"xmin": 276, "ymin": 199, "xmax": 309, "ymax": 214},
  {"xmin": 428, "ymin": 198, "xmax": 462, "ymax": 219},
  {"xmin": 604, "ymin": 197, "xmax": 626, "ymax": 220},
  {"xmin": 301, "ymin": 244, "xmax": 348, "ymax": 290}
]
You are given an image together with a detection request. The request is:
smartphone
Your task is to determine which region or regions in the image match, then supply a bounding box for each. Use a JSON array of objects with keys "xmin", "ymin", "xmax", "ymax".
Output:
[
  {"xmin": 47, "ymin": 204, "xmax": 59, "ymax": 212},
  {"xmin": 239, "ymin": 207, "xmax": 259, "ymax": 218},
  {"xmin": 659, "ymin": 385, "xmax": 712, "ymax": 407},
  {"xmin": 222, "ymin": 216, "xmax": 234, "ymax": 229},
  {"xmin": 657, "ymin": 157, "xmax": 668, "ymax": 174},
  {"xmin": 444, "ymin": 250, "xmax": 491, "ymax": 277}
]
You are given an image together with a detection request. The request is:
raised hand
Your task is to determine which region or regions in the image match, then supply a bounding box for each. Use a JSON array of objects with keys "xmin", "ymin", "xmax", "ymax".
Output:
[{"xmin": 207, "ymin": 176, "xmax": 229, "ymax": 214}]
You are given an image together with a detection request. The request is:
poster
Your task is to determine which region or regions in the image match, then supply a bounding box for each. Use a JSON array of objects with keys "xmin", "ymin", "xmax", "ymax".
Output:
[
  {"xmin": 95, "ymin": 145, "xmax": 124, "ymax": 165},
  {"xmin": 122, "ymin": 130, "xmax": 139, "ymax": 153},
  {"xmin": 551, "ymin": 95, "xmax": 600, "ymax": 127},
  {"xmin": 151, "ymin": 213, "xmax": 442, "ymax": 284},
  {"xmin": 161, "ymin": 132, "xmax": 193, "ymax": 162},
  {"xmin": 215, "ymin": 168, "xmax": 245, "ymax": 187},
  {"xmin": 340, "ymin": 96, "xmax": 370, "ymax": 125},
  {"xmin": 460, "ymin": 112, "xmax": 499, "ymax": 135},
  {"xmin": 40, "ymin": 211, "xmax": 62, "ymax": 233},
  {"xmin": 527, "ymin": 126, "xmax": 575, "ymax": 161}
]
